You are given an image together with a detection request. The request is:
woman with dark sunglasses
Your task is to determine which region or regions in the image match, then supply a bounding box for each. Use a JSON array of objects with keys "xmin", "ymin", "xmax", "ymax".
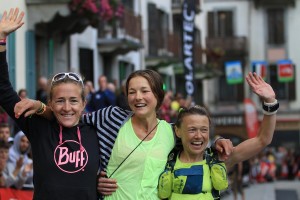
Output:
[{"xmin": 0, "ymin": 8, "xmax": 100, "ymax": 199}]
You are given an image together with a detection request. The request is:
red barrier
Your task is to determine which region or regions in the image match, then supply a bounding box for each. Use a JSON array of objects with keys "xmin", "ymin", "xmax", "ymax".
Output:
[{"xmin": 0, "ymin": 188, "xmax": 33, "ymax": 200}]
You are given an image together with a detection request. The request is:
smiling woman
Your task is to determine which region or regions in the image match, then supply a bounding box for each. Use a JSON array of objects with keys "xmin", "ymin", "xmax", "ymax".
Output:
[{"xmin": 0, "ymin": 8, "xmax": 100, "ymax": 200}]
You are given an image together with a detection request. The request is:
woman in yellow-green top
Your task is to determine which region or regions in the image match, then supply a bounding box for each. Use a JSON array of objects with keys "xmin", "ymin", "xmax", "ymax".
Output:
[{"xmin": 158, "ymin": 72, "xmax": 279, "ymax": 199}]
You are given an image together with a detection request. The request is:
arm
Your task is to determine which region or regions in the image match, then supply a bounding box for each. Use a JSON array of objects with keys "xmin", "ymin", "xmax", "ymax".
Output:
[
  {"xmin": 0, "ymin": 8, "xmax": 25, "ymax": 121},
  {"xmin": 225, "ymin": 72, "xmax": 277, "ymax": 169}
]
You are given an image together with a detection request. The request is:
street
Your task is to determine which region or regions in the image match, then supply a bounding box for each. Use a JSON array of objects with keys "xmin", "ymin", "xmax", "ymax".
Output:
[{"xmin": 222, "ymin": 180, "xmax": 300, "ymax": 200}]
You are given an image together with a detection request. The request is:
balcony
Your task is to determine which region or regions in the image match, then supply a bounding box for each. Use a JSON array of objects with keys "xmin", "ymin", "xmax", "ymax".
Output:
[
  {"xmin": 98, "ymin": 8, "xmax": 142, "ymax": 41},
  {"xmin": 205, "ymin": 36, "xmax": 248, "ymax": 70},
  {"xmin": 253, "ymin": 0, "xmax": 295, "ymax": 8},
  {"xmin": 168, "ymin": 32, "xmax": 203, "ymax": 65},
  {"xmin": 97, "ymin": 8, "xmax": 143, "ymax": 55},
  {"xmin": 206, "ymin": 37, "xmax": 247, "ymax": 56},
  {"xmin": 119, "ymin": 9, "xmax": 142, "ymax": 41}
]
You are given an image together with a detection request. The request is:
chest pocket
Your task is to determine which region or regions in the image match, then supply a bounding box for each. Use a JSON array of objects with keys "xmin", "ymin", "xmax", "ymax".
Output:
[{"xmin": 173, "ymin": 165, "xmax": 203, "ymax": 194}]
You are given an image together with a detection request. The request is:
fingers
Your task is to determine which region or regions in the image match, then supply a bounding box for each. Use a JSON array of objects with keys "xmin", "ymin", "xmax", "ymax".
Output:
[
  {"xmin": 16, "ymin": 12, "xmax": 25, "ymax": 26},
  {"xmin": 0, "ymin": 11, "xmax": 7, "ymax": 22},
  {"xmin": 97, "ymin": 175, "xmax": 118, "ymax": 196},
  {"xmin": 215, "ymin": 138, "xmax": 233, "ymax": 156},
  {"xmin": 14, "ymin": 99, "xmax": 36, "ymax": 118}
]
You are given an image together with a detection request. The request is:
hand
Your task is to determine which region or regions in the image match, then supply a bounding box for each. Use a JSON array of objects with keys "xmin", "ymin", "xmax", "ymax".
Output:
[
  {"xmin": 16, "ymin": 156, "xmax": 24, "ymax": 169},
  {"xmin": 23, "ymin": 162, "xmax": 33, "ymax": 173},
  {"xmin": 214, "ymin": 138, "xmax": 234, "ymax": 161},
  {"xmin": 97, "ymin": 171, "xmax": 118, "ymax": 196},
  {"xmin": 0, "ymin": 8, "xmax": 24, "ymax": 39},
  {"xmin": 246, "ymin": 72, "xmax": 276, "ymax": 103},
  {"xmin": 14, "ymin": 99, "xmax": 41, "ymax": 118},
  {"xmin": 22, "ymin": 162, "xmax": 33, "ymax": 177}
]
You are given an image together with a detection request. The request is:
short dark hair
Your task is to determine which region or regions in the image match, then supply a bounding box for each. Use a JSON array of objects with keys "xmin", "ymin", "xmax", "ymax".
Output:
[
  {"xmin": 0, "ymin": 123, "xmax": 10, "ymax": 129},
  {"xmin": 0, "ymin": 140, "xmax": 10, "ymax": 150}
]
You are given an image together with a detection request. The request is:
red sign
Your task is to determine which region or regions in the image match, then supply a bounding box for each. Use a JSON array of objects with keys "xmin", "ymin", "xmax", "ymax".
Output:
[
  {"xmin": 244, "ymin": 98, "xmax": 259, "ymax": 138},
  {"xmin": 277, "ymin": 60, "xmax": 294, "ymax": 82}
]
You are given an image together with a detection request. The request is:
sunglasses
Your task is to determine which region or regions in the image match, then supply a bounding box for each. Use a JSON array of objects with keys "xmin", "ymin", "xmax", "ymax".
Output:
[{"xmin": 51, "ymin": 72, "xmax": 83, "ymax": 86}]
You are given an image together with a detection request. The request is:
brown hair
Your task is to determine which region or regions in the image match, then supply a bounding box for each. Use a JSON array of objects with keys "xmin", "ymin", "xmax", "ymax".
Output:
[
  {"xmin": 126, "ymin": 69, "xmax": 164, "ymax": 110},
  {"xmin": 0, "ymin": 123, "xmax": 10, "ymax": 130},
  {"xmin": 175, "ymin": 105, "xmax": 212, "ymax": 128}
]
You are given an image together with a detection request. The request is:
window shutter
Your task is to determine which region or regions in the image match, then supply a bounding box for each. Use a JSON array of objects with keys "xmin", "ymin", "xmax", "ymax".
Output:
[
  {"xmin": 207, "ymin": 12, "xmax": 215, "ymax": 37},
  {"xmin": 148, "ymin": 3, "xmax": 159, "ymax": 56},
  {"xmin": 26, "ymin": 30, "xmax": 36, "ymax": 99},
  {"xmin": 8, "ymin": 33, "xmax": 16, "ymax": 89}
]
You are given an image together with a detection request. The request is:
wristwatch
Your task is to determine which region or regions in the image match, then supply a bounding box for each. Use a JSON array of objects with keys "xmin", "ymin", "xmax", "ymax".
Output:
[{"xmin": 262, "ymin": 101, "xmax": 279, "ymax": 112}]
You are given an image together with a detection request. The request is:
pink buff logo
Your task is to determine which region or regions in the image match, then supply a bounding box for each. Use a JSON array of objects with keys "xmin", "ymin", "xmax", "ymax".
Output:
[{"xmin": 54, "ymin": 140, "xmax": 88, "ymax": 173}]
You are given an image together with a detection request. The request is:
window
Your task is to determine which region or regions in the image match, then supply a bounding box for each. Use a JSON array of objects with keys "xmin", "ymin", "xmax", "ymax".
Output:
[
  {"xmin": 269, "ymin": 64, "xmax": 295, "ymax": 100},
  {"xmin": 267, "ymin": 8, "xmax": 285, "ymax": 45},
  {"xmin": 147, "ymin": 3, "xmax": 169, "ymax": 56},
  {"xmin": 207, "ymin": 10, "xmax": 233, "ymax": 37}
]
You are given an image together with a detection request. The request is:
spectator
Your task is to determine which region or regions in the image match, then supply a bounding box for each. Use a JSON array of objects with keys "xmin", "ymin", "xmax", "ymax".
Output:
[
  {"xmin": 158, "ymin": 91, "xmax": 175, "ymax": 123},
  {"xmin": 87, "ymin": 75, "xmax": 116, "ymax": 111},
  {"xmin": 83, "ymin": 80, "xmax": 95, "ymax": 112},
  {"xmin": 116, "ymin": 79, "xmax": 130, "ymax": 110},
  {"xmin": 107, "ymin": 82, "xmax": 116, "ymax": 93},
  {"xmin": 7, "ymin": 131, "xmax": 33, "ymax": 189},
  {"xmin": 0, "ymin": 123, "xmax": 13, "ymax": 144},
  {"xmin": 0, "ymin": 140, "xmax": 22, "ymax": 188},
  {"xmin": 18, "ymin": 89, "xmax": 27, "ymax": 99},
  {"xmin": 36, "ymin": 76, "xmax": 48, "ymax": 104}
]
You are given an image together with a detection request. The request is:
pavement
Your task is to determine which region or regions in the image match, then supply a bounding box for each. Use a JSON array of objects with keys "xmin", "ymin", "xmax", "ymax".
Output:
[{"xmin": 221, "ymin": 180, "xmax": 300, "ymax": 200}]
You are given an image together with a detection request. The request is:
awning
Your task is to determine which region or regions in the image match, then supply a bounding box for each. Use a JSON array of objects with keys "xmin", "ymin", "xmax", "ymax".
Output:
[
  {"xmin": 35, "ymin": 12, "xmax": 91, "ymax": 43},
  {"xmin": 97, "ymin": 38, "xmax": 143, "ymax": 55}
]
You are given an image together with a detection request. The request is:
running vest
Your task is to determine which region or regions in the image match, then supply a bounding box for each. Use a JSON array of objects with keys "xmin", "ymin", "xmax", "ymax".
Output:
[{"xmin": 158, "ymin": 147, "xmax": 228, "ymax": 200}]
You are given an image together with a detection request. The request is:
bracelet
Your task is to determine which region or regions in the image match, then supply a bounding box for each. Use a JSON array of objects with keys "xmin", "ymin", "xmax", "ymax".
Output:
[
  {"xmin": 212, "ymin": 136, "xmax": 225, "ymax": 149},
  {"xmin": 262, "ymin": 99, "xmax": 279, "ymax": 115},
  {"xmin": 0, "ymin": 38, "xmax": 6, "ymax": 46},
  {"xmin": 36, "ymin": 101, "xmax": 46, "ymax": 115}
]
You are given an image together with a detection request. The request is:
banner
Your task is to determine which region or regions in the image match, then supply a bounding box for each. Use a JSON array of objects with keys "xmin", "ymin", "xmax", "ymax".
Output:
[
  {"xmin": 244, "ymin": 98, "xmax": 259, "ymax": 138},
  {"xmin": 252, "ymin": 61, "xmax": 267, "ymax": 80},
  {"xmin": 277, "ymin": 59, "xmax": 294, "ymax": 82},
  {"xmin": 182, "ymin": 0, "xmax": 196, "ymax": 97},
  {"xmin": 225, "ymin": 61, "xmax": 243, "ymax": 84}
]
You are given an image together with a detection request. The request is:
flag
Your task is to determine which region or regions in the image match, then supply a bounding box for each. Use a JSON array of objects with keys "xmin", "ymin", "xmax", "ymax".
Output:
[
  {"xmin": 277, "ymin": 59, "xmax": 294, "ymax": 82},
  {"xmin": 252, "ymin": 61, "xmax": 267, "ymax": 79},
  {"xmin": 225, "ymin": 61, "xmax": 243, "ymax": 84}
]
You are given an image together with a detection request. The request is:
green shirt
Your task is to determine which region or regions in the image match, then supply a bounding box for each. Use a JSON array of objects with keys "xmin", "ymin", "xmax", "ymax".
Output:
[{"xmin": 105, "ymin": 119, "xmax": 174, "ymax": 200}]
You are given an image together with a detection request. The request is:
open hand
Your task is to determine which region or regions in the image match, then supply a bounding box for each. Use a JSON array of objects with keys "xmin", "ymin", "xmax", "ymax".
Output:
[
  {"xmin": 246, "ymin": 72, "xmax": 276, "ymax": 103},
  {"xmin": 0, "ymin": 8, "xmax": 24, "ymax": 38}
]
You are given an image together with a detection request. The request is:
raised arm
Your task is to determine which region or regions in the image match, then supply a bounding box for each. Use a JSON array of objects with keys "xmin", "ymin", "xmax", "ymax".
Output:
[
  {"xmin": 225, "ymin": 72, "xmax": 277, "ymax": 169},
  {"xmin": 0, "ymin": 8, "xmax": 25, "ymax": 117}
]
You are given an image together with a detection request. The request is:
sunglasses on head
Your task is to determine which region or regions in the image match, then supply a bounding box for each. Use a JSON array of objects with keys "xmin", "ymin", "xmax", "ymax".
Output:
[{"xmin": 51, "ymin": 72, "xmax": 83, "ymax": 86}]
